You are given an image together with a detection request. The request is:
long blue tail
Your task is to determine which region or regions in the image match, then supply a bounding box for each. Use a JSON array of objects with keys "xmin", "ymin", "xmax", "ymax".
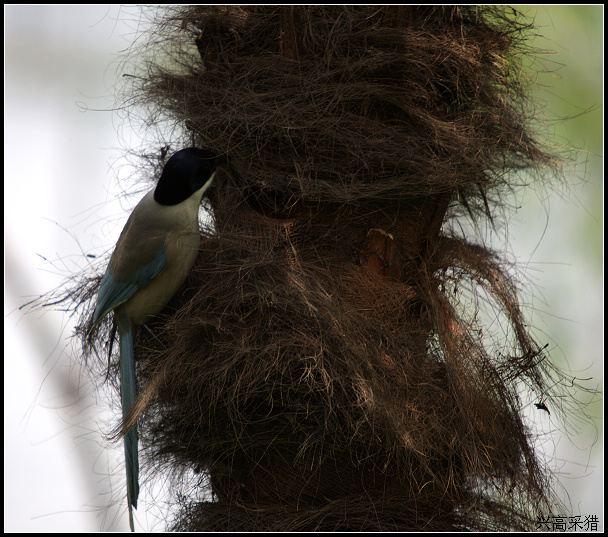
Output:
[{"xmin": 120, "ymin": 327, "xmax": 139, "ymax": 531}]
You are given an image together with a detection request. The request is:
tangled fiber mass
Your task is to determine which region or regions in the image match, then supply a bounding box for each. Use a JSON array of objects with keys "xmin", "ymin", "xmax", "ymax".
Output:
[{"xmin": 82, "ymin": 6, "xmax": 566, "ymax": 531}]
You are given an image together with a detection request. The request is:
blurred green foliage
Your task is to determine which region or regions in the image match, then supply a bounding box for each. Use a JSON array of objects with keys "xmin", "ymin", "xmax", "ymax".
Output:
[{"xmin": 516, "ymin": 5, "xmax": 603, "ymax": 264}]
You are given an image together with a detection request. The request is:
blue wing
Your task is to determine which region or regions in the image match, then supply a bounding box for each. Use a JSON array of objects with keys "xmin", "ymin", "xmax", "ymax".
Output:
[{"xmin": 90, "ymin": 246, "xmax": 168, "ymax": 328}]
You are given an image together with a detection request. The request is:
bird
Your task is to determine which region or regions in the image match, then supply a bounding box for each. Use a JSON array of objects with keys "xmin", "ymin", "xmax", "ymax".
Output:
[{"xmin": 88, "ymin": 147, "xmax": 224, "ymax": 530}]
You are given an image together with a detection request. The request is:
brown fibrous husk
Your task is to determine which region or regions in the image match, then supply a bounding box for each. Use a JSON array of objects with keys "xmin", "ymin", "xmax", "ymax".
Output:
[{"xmin": 81, "ymin": 5, "xmax": 569, "ymax": 531}]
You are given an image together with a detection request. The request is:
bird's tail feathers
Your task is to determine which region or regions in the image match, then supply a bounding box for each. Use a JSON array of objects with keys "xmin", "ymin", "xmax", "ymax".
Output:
[{"xmin": 120, "ymin": 328, "xmax": 140, "ymax": 523}]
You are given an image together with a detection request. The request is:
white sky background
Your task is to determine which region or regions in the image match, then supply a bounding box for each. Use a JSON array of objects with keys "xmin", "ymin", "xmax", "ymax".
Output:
[{"xmin": 5, "ymin": 5, "xmax": 603, "ymax": 532}]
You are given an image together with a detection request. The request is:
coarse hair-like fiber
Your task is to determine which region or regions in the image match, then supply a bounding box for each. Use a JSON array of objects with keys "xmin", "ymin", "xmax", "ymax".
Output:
[{"xmin": 82, "ymin": 5, "xmax": 567, "ymax": 531}]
